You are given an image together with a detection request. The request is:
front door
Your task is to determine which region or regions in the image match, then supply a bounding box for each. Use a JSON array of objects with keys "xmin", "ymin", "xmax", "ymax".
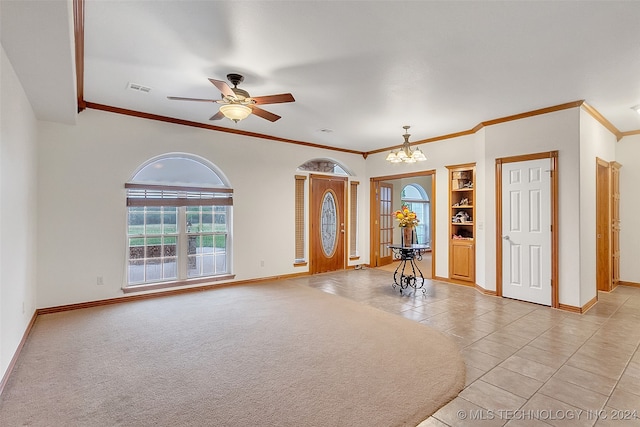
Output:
[
  {"xmin": 310, "ymin": 174, "xmax": 346, "ymax": 274},
  {"xmin": 501, "ymin": 158, "xmax": 552, "ymax": 306}
]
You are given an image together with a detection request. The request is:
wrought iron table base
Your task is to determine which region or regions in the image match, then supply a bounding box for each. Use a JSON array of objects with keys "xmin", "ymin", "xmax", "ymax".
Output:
[{"xmin": 388, "ymin": 245, "xmax": 429, "ymax": 295}]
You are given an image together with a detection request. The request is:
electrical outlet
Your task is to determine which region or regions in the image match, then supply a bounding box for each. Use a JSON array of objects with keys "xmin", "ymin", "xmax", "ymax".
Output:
[
  {"xmin": 97, "ymin": 276, "xmax": 104, "ymax": 286},
  {"xmin": 260, "ymin": 260, "xmax": 265, "ymax": 267}
]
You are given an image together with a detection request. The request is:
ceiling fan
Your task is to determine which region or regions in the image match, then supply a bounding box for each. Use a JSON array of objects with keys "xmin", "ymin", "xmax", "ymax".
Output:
[{"xmin": 167, "ymin": 73, "xmax": 295, "ymax": 123}]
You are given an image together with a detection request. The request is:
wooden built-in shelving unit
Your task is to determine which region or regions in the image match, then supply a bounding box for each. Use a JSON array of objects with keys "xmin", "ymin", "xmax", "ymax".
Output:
[{"xmin": 447, "ymin": 163, "xmax": 476, "ymax": 284}]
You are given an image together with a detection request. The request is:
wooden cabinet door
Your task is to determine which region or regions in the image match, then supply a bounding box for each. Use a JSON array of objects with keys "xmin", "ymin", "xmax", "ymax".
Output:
[{"xmin": 450, "ymin": 241, "xmax": 474, "ymax": 282}]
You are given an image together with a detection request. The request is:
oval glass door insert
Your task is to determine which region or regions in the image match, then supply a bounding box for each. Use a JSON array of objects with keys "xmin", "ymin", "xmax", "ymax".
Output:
[{"xmin": 320, "ymin": 191, "xmax": 338, "ymax": 257}]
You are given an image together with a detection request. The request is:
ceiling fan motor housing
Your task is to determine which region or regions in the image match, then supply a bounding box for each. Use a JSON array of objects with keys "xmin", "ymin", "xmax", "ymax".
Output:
[
  {"xmin": 226, "ymin": 73, "xmax": 250, "ymax": 100},
  {"xmin": 227, "ymin": 73, "xmax": 244, "ymax": 86}
]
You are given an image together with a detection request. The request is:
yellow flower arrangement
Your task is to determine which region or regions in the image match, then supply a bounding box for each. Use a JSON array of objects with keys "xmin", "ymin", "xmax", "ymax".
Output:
[{"xmin": 393, "ymin": 205, "xmax": 419, "ymax": 228}]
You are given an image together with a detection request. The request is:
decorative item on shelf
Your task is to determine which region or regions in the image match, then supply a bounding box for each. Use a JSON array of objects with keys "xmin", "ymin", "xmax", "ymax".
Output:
[
  {"xmin": 452, "ymin": 233, "xmax": 473, "ymax": 240},
  {"xmin": 452, "ymin": 171, "xmax": 471, "ymax": 180},
  {"xmin": 452, "ymin": 229, "xmax": 473, "ymax": 239},
  {"xmin": 452, "ymin": 179, "xmax": 474, "ymax": 189},
  {"xmin": 452, "ymin": 211, "xmax": 471, "ymax": 223},
  {"xmin": 393, "ymin": 205, "xmax": 419, "ymax": 246},
  {"xmin": 385, "ymin": 125, "xmax": 427, "ymax": 164},
  {"xmin": 453, "ymin": 197, "xmax": 469, "ymax": 207}
]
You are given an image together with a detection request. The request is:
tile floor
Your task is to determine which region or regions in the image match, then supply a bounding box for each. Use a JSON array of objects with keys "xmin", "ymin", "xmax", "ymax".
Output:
[{"xmin": 288, "ymin": 268, "xmax": 640, "ymax": 427}]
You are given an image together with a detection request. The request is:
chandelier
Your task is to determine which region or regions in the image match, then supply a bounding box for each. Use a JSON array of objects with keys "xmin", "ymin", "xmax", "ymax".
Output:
[{"xmin": 385, "ymin": 125, "xmax": 427, "ymax": 163}]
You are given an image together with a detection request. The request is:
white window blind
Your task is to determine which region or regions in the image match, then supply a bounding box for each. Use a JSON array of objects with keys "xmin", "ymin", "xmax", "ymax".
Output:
[{"xmin": 125, "ymin": 183, "xmax": 233, "ymax": 207}]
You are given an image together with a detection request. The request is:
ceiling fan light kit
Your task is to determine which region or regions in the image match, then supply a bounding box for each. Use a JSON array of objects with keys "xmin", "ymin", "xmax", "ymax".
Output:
[
  {"xmin": 632, "ymin": 104, "xmax": 640, "ymax": 115},
  {"xmin": 386, "ymin": 126, "xmax": 427, "ymax": 164},
  {"xmin": 219, "ymin": 104, "xmax": 252, "ymax": 122},
  {"xmin": 168, "ymin": 73, "xmax": 295, "ymax": 123}
]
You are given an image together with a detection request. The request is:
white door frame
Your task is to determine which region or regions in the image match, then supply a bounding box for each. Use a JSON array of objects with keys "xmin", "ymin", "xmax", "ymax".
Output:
[{"xmin": 496, "ymin": 151, "xmax": 559, "ymax": 308}]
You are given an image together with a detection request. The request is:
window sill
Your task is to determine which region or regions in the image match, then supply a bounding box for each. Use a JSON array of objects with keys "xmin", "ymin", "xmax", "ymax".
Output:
[{"xmin": 122, "ymin": 274, "xmax": 236, "ymax": 294}]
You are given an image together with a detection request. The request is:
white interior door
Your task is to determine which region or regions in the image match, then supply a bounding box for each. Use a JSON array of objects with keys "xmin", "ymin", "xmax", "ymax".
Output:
[{"xmin": 502, "ymin": 158, "xmax": 552, "ymax": 306}]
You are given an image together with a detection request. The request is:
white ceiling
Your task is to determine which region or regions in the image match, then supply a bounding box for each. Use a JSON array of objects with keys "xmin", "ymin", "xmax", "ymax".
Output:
[{"xmin": 3, "ymin": 1, "xmax": 640, "ymax": 153}]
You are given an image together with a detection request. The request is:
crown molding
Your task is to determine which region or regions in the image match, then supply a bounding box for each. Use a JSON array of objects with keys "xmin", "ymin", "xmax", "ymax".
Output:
[
  {"xmin": 366, "ymin": 100, "xmax": 586, "ymax": 157},
  {"xmin": 85, "ymin": 102, "xmax": 364, "ymax": 156},
  {"xmin": 580, "ymin": 101, "xmax": 623, "ymax": 141}
]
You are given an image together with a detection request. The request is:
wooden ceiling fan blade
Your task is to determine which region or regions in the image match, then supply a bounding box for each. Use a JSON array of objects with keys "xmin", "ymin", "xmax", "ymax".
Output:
[
  {"xmin": 251, "ymin": 93, "xmax": 295, "ymax": 105},
  {"xmin": 167, "ymin": 96, "xmax": 220, "ymax": 102},
  {"xmin": 209, "ymin": 110, "xmax": 225, "ymax": 121},
  {"xmin": 250, "ymin": 105, "xmax": 281, "ymax": 122},
  {"xmin": 208, "ymin": 78, "xmax": 235, "ymax": 98}
]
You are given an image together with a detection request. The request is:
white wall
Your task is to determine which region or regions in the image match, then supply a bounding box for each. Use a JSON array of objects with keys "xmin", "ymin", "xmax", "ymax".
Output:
[
  {"xmin": 617, "ymin": 134, "xmax": 640, "ymax": 283},
  {"xmin": 473, "ymin": 128, "xmax": 487, "ymax": 289},
  {"xmin": 0, "ymin": 46, "xmax": 39, "ymax": 379},
  {"xmin": 36, "ymin": 109, "xmax": 367, "ymax": 308},
  {"xmin": 481, "ymin": 108, "xmax": 582, "ymax": 306},
  {"xmin": 579, "ymin": 110, "xmax": 617, "ymax": 304}
]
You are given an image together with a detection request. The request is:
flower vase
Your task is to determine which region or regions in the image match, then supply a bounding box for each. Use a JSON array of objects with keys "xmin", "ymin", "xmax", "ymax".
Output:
[{"xmin": 402, "ymin": 227, "xmax": 413, "ymax": 246}]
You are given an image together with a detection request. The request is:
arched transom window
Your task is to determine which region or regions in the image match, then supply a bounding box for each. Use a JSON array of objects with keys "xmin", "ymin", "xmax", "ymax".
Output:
[{"xmin": 297, "ymin": 158, "xmax": 351, "ymax": 176}]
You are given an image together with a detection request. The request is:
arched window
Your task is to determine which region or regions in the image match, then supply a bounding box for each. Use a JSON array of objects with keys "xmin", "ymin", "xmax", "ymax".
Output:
[
  {"xmin": 401, "ymin": 184, "xmax": 430, "ymax": 248},
  {"xmin": 297, "ymin": 158, "xmax": 351, "ymax": 176},
  {"xmin": 125, "ymin": 154, "xmax": 233, "ymax": 291}
]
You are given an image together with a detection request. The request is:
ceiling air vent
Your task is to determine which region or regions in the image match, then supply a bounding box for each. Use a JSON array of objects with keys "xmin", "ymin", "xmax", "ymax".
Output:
[{"xmin": 127, "ymin": 82, "xmax": 151, "ymax": 93}]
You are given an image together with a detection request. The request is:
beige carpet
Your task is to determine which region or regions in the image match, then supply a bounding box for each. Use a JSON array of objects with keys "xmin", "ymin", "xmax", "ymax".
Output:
[{"xmin": 0, "ymin": 281, "xmax": 464, "ymax": 427}]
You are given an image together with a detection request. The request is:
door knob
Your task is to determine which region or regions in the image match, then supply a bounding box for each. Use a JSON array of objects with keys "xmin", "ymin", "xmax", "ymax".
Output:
[{"xmin": 503, "ymin": 235, "xmax": 510, "ymax": 240}]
